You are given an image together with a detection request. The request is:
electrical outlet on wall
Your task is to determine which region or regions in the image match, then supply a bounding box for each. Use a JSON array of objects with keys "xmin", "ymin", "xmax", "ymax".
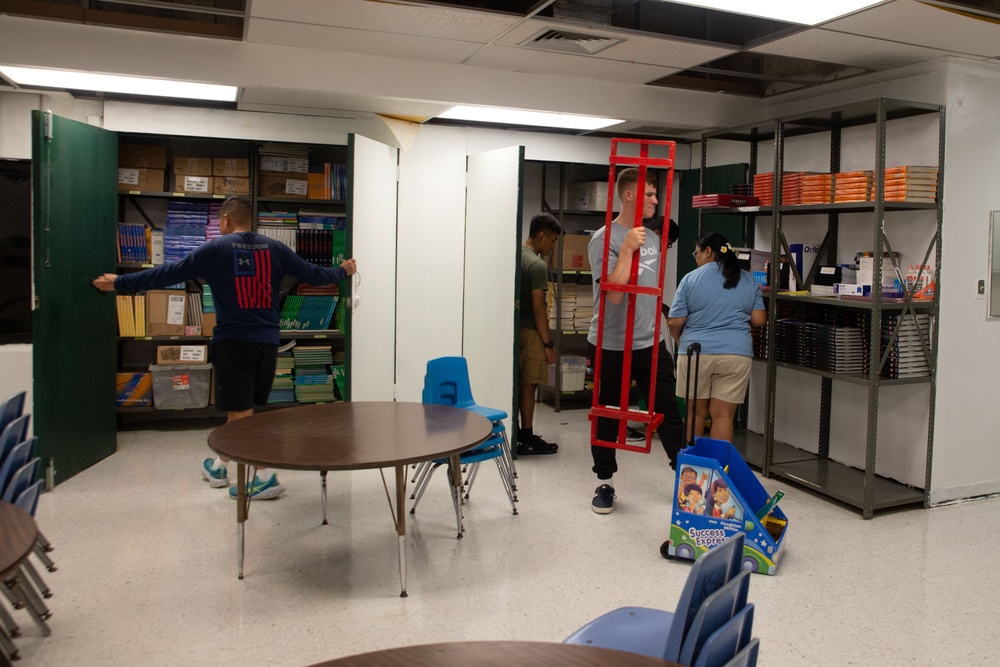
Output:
[{"xmin": 977, "ymin": 279, "xmax": 985, "ymax": 298}]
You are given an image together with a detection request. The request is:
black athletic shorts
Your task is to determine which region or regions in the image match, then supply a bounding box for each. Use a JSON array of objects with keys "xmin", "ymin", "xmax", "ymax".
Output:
[{"xmin": 211, "ymin": 339, "xmax": 279, "ymax": 412}]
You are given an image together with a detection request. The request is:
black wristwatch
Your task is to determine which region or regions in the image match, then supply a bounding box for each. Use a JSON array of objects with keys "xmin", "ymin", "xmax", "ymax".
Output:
[{"xmin": 543, "ymin": 340, "xmax": 555, "ymax": 349}]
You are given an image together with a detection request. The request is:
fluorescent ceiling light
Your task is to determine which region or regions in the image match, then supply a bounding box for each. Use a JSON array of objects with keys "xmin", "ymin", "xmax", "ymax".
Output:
[
  {"xmin": 0, "ymin": 66, "xmax": 238, "ymax": 102},
  {"xmin": 662, "ymin": 0, "xmax": 884, "ymax": 25},
  {"xmin": 437, "ymin": 105, "xmax": 623, "ymax": 131}
]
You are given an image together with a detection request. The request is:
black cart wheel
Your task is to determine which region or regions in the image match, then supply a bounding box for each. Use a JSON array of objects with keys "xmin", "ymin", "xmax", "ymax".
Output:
[{"xmin": 660, "ymin": 540, "xmax": 672, "ymax": 559}]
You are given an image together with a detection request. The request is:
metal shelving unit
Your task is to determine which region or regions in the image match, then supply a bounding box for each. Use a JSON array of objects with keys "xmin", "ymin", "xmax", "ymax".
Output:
[{"xmin": 701, "ymin": 98, "xmax": 945, "ymax": 518}]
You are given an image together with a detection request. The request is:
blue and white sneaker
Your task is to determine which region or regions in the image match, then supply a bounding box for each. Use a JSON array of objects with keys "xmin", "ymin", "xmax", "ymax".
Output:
[
  {"xmin": 229, "ymin": 474, "xmax": 285, "ymax": 500},
  {"xmin": 202, "ymin": 458, "xmax": 229, "ymax": 488}
]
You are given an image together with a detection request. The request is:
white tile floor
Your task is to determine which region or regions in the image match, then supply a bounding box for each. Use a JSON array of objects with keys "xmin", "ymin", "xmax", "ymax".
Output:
[{"xmin": 10, "ymin": 403, "xmax": 1000, "ymax": 666}]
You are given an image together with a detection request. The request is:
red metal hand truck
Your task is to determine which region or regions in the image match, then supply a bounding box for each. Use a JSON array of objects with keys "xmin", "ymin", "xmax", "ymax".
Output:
[{"xmin": 589, "ymin": 138, "xmax": 676, "ymax": 454}]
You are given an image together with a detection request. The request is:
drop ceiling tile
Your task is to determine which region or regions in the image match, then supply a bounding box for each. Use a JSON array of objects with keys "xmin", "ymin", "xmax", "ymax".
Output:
[
  {"xmin": 465, "ymin": 45, "xmax": 679, "ymax": 84},
  {"xmin": 246, "ymin": 19, "xmax": 482, "ymax": 63},
  {"xmin": 248, "ymin": 0, "xmax": 520, "ymax": 43},
  {"xmin": 822, "ymin": 0, "xmax": 1000, "ymax": 58},
  {"xmin": 751, "ymin": 28, "xmax": 952, "ymax": 70}
]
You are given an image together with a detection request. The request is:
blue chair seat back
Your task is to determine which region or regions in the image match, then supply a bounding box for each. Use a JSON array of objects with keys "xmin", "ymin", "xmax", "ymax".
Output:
[
  {"xmin": 0, "ymin": 391, "xmax": 26, "ymax": 434},
  {"xmin": 14, "ymin": 479, "xmax": 44, "ymax": 516},
  {"xmin": 0, "ymin": 437, "xmax": 36, "ymax": 499},
  {"xmin": 0, "ymin": 414, "xmax": 31, "ymax": 463},
  {"xmin": 678, "ymin": 571, "xmax": 751, "ymax": 665},
  {"xmin": 423, "ymin": 357, "xmax": 508, "ymax": 422},
  {"xmin": 692, "ymin": 604, "xmax": 754, "ymax": 667},
  {"xmin": 724, "ymin": 637, "xmax": 759, "ymax": 667},
  {"xmin": 2, "ymin": 457, "xmax": 39, "ymax": 504}
]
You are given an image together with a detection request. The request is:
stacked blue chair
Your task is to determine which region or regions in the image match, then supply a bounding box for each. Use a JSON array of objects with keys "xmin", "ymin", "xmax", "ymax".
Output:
[
  {"xmin": 564, "ymin": 533, "xmax": 759, "ymax": 667},
  {"xmin": 410, "ymin": 357, "xmax": 518, "ymax": 535},
  {"xmin": 1, "ymin": 457, "xmax": 51, "ymax": 638},
  {"xmin": 421, "ymin": 357, "xmax": 517, "ymax": 491}
]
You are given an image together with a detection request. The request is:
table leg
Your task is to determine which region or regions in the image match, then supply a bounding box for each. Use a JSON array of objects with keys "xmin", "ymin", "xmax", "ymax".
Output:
[
  {"xmin": 448, "ymin": 454, "xmax": 464, "ymax": 539},
  {"xmin": 237, "ymin": 462, "xmax": 246, "ymax": 580},
  {"xmin": 320, "ymin": 470, "xmax": 329, "ymax": 525},
  {"xmin": 394, "ymin": 465, "xmax": 407, "ymax": 598}
]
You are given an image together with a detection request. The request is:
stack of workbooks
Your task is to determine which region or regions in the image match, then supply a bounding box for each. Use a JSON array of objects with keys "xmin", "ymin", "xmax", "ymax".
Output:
[
  {"xmin": 268, "ymin": 352, "xmax": 296, "ymax": 403},
  {"xmin": 292, "ymin": 346, "xmax": 336, "ymax": 402},
  {"xmin": 117, "ymin": 223, "xmax": 151, "ymax": 264},
  {"xmin": 116, "ymin": 294, "xmax": 146, "ymax": 337},
  {"xmin": 164, "ymin": 200, "xmax": 209, "ymax": 262},
  {"xmin": 278, "ymin": 295, "xmax": 338, "ymax": 330},
  {"xmin": 883, "ymin": 166, "xmax": 938, "ymax": 202},
  {"xmin": 880, "ymin": 313, "xmax": 933, "ymax": 378}
]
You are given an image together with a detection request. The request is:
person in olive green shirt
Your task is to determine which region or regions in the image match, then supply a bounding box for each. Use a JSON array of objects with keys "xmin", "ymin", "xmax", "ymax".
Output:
[{"xmin": 518, "ymin": 212, "xmax": 562, "ymax": 455}]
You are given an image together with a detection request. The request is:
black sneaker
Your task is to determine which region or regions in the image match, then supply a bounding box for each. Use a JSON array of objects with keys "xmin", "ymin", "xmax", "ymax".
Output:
[
  {"xmin": 625, "ymin": 427, "xmax": 644, "ymax": 441},
  {"xmin": 592, "ymin": 484, "xmax": 615, "ymax": 514},
  {"xmin": 517, "ymin": 434, "xmax": 558, "ymax": 455}
]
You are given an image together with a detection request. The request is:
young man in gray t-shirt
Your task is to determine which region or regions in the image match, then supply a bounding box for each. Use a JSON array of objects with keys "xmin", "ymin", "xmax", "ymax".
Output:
[{"xmin": 586, "ymin": 168, "xmax": 685, "ymax": 514}]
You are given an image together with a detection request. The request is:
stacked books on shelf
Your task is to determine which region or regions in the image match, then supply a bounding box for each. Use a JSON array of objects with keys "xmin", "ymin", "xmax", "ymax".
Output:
[
  {"xmin": 307, "ymin": 163, "xmax": 348, "ymax": 200},
  {"xmin": 257, "ymin": 211, "xmax": 298, "ymax": 226},
  {"xmin": 187, "ymin": 292, "xmax": 203, "ymax": 332},
  {"xmin": 881, "ymin": 313, "xmax": 932, "ymax": 378},
  {"xmin": 298, "ymin": 211, "xmax": 347, "ymax": 267},
  {"xmin": 268, "ymin": 352, "xmax": 296, "ymax": 403},
  {"xmin": 547, "ymin": 279, "xmax": 593, "ymax": 331},
  {"xmin": 116, "ymin": 294, "xmax": 146, "ymax": 337},
  {"xmin": 292, "ymin": 346, "xmax": 336, "ymax": 402},
  {"xmin": 206, "ymin": 201, "xmax": 223, "ymax": 241},
  {"xmin": 202, "ymin": 284, "xmax": 215, "ymax": 314},
  {"xmin": 278, "ymin": 294, "xmax": 339, "ymax": 330},
  {"xmin": 331, "ymin": 364, "xmax": 347, "ymax": 401},
  {"xmin": 257, "ymin": 224, "xmax": 297, "ymax": 249},
  {"xmin": 753, "ymin": 173, "xmax": 774, "ymax": 206},
  {"xmin": 833, "ymin": 170, "xmax": 873, "ymax": 202},
  {"xmin": 883, "ymin": 166, "xmax": 938, "ymax": 202},
  {"xmin": 117, "ymin": 223, "xmax": 151, "ymax": 263},
  {"xmin": 165, "ymin": 200, "xmax": 210, "ymax": 263},
  {"xmin": 774, "ymin": 320, "xmax": 866, "ymax": 374}
]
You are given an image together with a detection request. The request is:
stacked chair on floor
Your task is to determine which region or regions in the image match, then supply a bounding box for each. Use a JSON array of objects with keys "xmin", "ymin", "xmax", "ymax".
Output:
[
  {"xmin": 563, "ymin": 533, "xmax": 760, "ymax": 667},
  {"xmin": 1, "ymin": 392, "xmax": 56, "ymax": 662},
  {"xmin": 409, "ymin": 357, "xmax": 518, "ymax": 534}
]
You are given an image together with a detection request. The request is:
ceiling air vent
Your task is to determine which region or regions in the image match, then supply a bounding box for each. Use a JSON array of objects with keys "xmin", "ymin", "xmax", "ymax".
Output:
[{"xmin": 520, "ymin": 29, "xmax": 623, "ymax": 56}]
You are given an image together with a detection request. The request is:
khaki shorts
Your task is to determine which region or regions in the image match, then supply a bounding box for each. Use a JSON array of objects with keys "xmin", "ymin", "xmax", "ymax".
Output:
[
  {"xmin": 519, "ymin": 329, "xmax": 549, "ymax": 385},
  {"xmin": 675, "ymin": 353, "xmax": 752, "ymax": 404}
]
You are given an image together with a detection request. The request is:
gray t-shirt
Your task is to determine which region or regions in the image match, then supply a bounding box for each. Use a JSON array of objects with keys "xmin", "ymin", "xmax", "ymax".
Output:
[{"xmin": 587, "ymin": 223, "xmax": 665, "ymax": 351}]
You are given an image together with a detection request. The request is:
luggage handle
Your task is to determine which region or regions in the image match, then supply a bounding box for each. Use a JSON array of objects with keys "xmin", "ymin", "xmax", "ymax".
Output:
[{"xmin": 684, "ymin": 342, "xmax": 701, "ymax": 447}]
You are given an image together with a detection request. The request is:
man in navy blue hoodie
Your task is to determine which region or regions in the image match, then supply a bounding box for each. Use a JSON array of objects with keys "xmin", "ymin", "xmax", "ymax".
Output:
[{"xmin": 94, "ymin": 197, "xmax": 357, "ymax": 499}]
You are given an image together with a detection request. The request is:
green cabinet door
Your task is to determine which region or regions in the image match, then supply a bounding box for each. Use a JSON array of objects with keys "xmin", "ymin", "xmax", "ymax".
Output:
[
  {"xmin": 32, "ymin": 111, "xmax": 118, "ymax": 484},
  {"xmin": 676, "ymin": 164, "xmax": 749, "ymax": 280}
]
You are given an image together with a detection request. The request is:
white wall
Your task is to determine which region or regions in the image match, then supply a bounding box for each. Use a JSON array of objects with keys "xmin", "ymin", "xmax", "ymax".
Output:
[{"xmin": 0, "ymin": 345, "xmax": 32, "ymax": 435}]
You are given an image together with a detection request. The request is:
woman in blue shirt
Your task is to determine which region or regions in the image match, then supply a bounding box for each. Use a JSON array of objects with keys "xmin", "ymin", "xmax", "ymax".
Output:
[{"xmin": 668, "ymin": 232, "xmax": 766, "ymax": 444}]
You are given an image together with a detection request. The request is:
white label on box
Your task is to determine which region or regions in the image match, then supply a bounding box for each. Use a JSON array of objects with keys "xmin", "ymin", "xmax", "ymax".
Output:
[
  {"xmin": 285, "ymin": 179, "xmax": 308, "ymax": 195},
  {"xmin": 118, "ymin": 168, "xmax": 139, "ymax": 185},
  {"xmin": 167, "ymin": 295, "xmax": 186, "ymax": 325},
  {"xmin": 820, "ymin": 267, "xmax": 836, "ymax": 275},
  {"xmin": 183, "ymin": 176, "xmax": 210, "ymax": 193},
  {"xmin": 179, "ymin": 346, "xmax": 206, "ymax": 362},
  {"xmin": 260, "ymin": 156, "xmax": 309, "ymax": 173}
]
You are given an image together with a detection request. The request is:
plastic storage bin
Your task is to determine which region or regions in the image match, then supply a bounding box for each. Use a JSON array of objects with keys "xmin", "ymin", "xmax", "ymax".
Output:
[
  {"xmin": 547, "ymin": 354, "xmax": 587, "ymax": 391},
  {"xmin": 149, "ymin": 363, "xmax": 213, "ymax": 409}
]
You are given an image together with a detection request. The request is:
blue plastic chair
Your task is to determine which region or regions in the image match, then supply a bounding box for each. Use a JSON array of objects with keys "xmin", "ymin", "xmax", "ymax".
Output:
[
  {"xmin": 677, "ymin": 571, "xmax": 751, "ymax": 666},
  {"xmin": 692, "ymin": 604, "xmax": 755, "ymax": 667},
  {"xmin": 0, "ymin": 438, "xmax": 35, "ymax": 499},
  {"xmin": 0, "ymin": 391, "xmax": 26, "ymax": 435},
  {"xmin": 0, "ymin": 414, "xmax": 31, "ymax": 466},
  {"xmin": 723, "ymin": 637, "xmax": 759, "ymax": 667},
  {"xmin": 0, "ymin": 456, "xmax": 51, "ymax": 636},
  {"xmin": 14, "ymin": 480, "xmax": 44, "ymax": 516},
  {"xmin": 2, "ymin": 458, "xmax": 39, "ymax": 504},
  {"xmin": 422, "ymin": 357, "xmax": 517, "ymax": 490},
  {"xmin": 564, "ymin": 533, "xmax": 746, "ymax": 665}
]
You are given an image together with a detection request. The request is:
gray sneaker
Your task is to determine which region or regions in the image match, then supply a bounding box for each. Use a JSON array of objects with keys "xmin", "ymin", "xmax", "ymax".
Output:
[{"xmin": 592, "ymin": 484, "xmax": 616, "ymax": 514}]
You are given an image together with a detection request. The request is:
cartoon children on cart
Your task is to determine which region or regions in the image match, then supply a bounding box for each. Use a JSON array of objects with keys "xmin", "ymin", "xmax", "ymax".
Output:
[
  {"xmin": 677, "ymin": 465, "xmax": 710, "ymax": 514},
  {"xmin": 706, "ymin": 478, "xmax": 742, "ymax": 520}
]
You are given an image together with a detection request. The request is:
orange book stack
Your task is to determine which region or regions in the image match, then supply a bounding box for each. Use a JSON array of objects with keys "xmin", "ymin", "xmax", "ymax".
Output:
[
  {"xmin": 753, "ymin": 172, "xmax": 775, "ymax": 206},
  {"xmin": 781, "ymin": 172, "xmax": 811, "ymax": 205},
  {"xmin": 798, "ymin": 172, "xmax": 833, "ymax": 205},
  {"xmin": 883, "ymin": 165, "xmax": 938, "ymax": 202},
  {"xmin": 833, "ymin": 170, "xmax": 873, "ymax": 202}
]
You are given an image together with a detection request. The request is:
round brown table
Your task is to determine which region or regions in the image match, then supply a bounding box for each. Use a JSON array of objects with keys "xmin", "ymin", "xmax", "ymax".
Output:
[
  {"xmin": 307, "ymin": 641, "xmax": 683, "ymax": 667},
  {"xmin": 208, "ymin": 402, "xmax": 493, "ymax": 596},
  {"xmin": 0, "ymin": 501, "xmax": 36, "ymax": 581}
]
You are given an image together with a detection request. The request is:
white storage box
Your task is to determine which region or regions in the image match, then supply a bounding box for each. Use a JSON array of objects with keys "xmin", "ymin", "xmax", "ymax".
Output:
[
  {"xmin": 566, "ymin": 182, "xmax": 620, "ymax": 213},
  {"xmin": 548, "ymin": 354, "xmax": 587, "ymax": 392}
]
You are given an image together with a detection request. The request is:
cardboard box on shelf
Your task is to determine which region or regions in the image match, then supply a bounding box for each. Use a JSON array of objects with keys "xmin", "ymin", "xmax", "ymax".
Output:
[
  {"xmin": 173, "ymin": 157, "xmax": 214, "ymax": 176},
  {"xmin": 202, "ymin": 312, "xmax": 216, "ymax": 337},
  {"xmin": 259, "ymin": 174, "xmax": 308, "ymax": 198},
  {"xmin": 146, "ymin": 289, "xmax": 187, "ymax": 336},
  {"xmin": 566, "ymin": 181, "xmax": 620, "ymax": 212},
  {"xmin": 174, "ymin": 175, "xmax": 214, "ymax": 194},
  {"xmin": 118, "ymin": 168, "xmax": 165, "ymax": 192},
  {"xmin": 156, "ymin": 345, "xmax": 208, "ymax": 365},
  {"xmin": 212, "ymin": 158, "xmax": 249, "ymax": 177},
  {"xmin": 118, "ymin": 144, "xmax": 167, "ymax": 169},
  {"xmin": 212, "ymin": 177, "xmax": 250, "ymax": 196},
  {"xmin": 259, "ymin": 155, "xmax": 309, "ymax": 174},
  {"xmin": 549, "ymin": 234, "xmax": 591, "ymax": 271}
]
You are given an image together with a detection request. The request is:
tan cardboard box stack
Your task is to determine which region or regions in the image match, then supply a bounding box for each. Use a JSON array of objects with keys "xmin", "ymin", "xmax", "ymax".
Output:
[
  {"xmin": 212, "ymin": 158, "xmax": 250, "ymax": 195},
  {"xmin": 174, "ymin": 156, "xmax": 214, "ymax": 194},
  {"xmin": 145, "ymin": 289, "xmax": 187, "ymax": 336},
  {"xmin": 118, "ymin": 144, "xmax": 166, "ymax": 192},
  {"xmin": 259, "ymin": 151, "xmax": 309, "ymax": 199}
]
